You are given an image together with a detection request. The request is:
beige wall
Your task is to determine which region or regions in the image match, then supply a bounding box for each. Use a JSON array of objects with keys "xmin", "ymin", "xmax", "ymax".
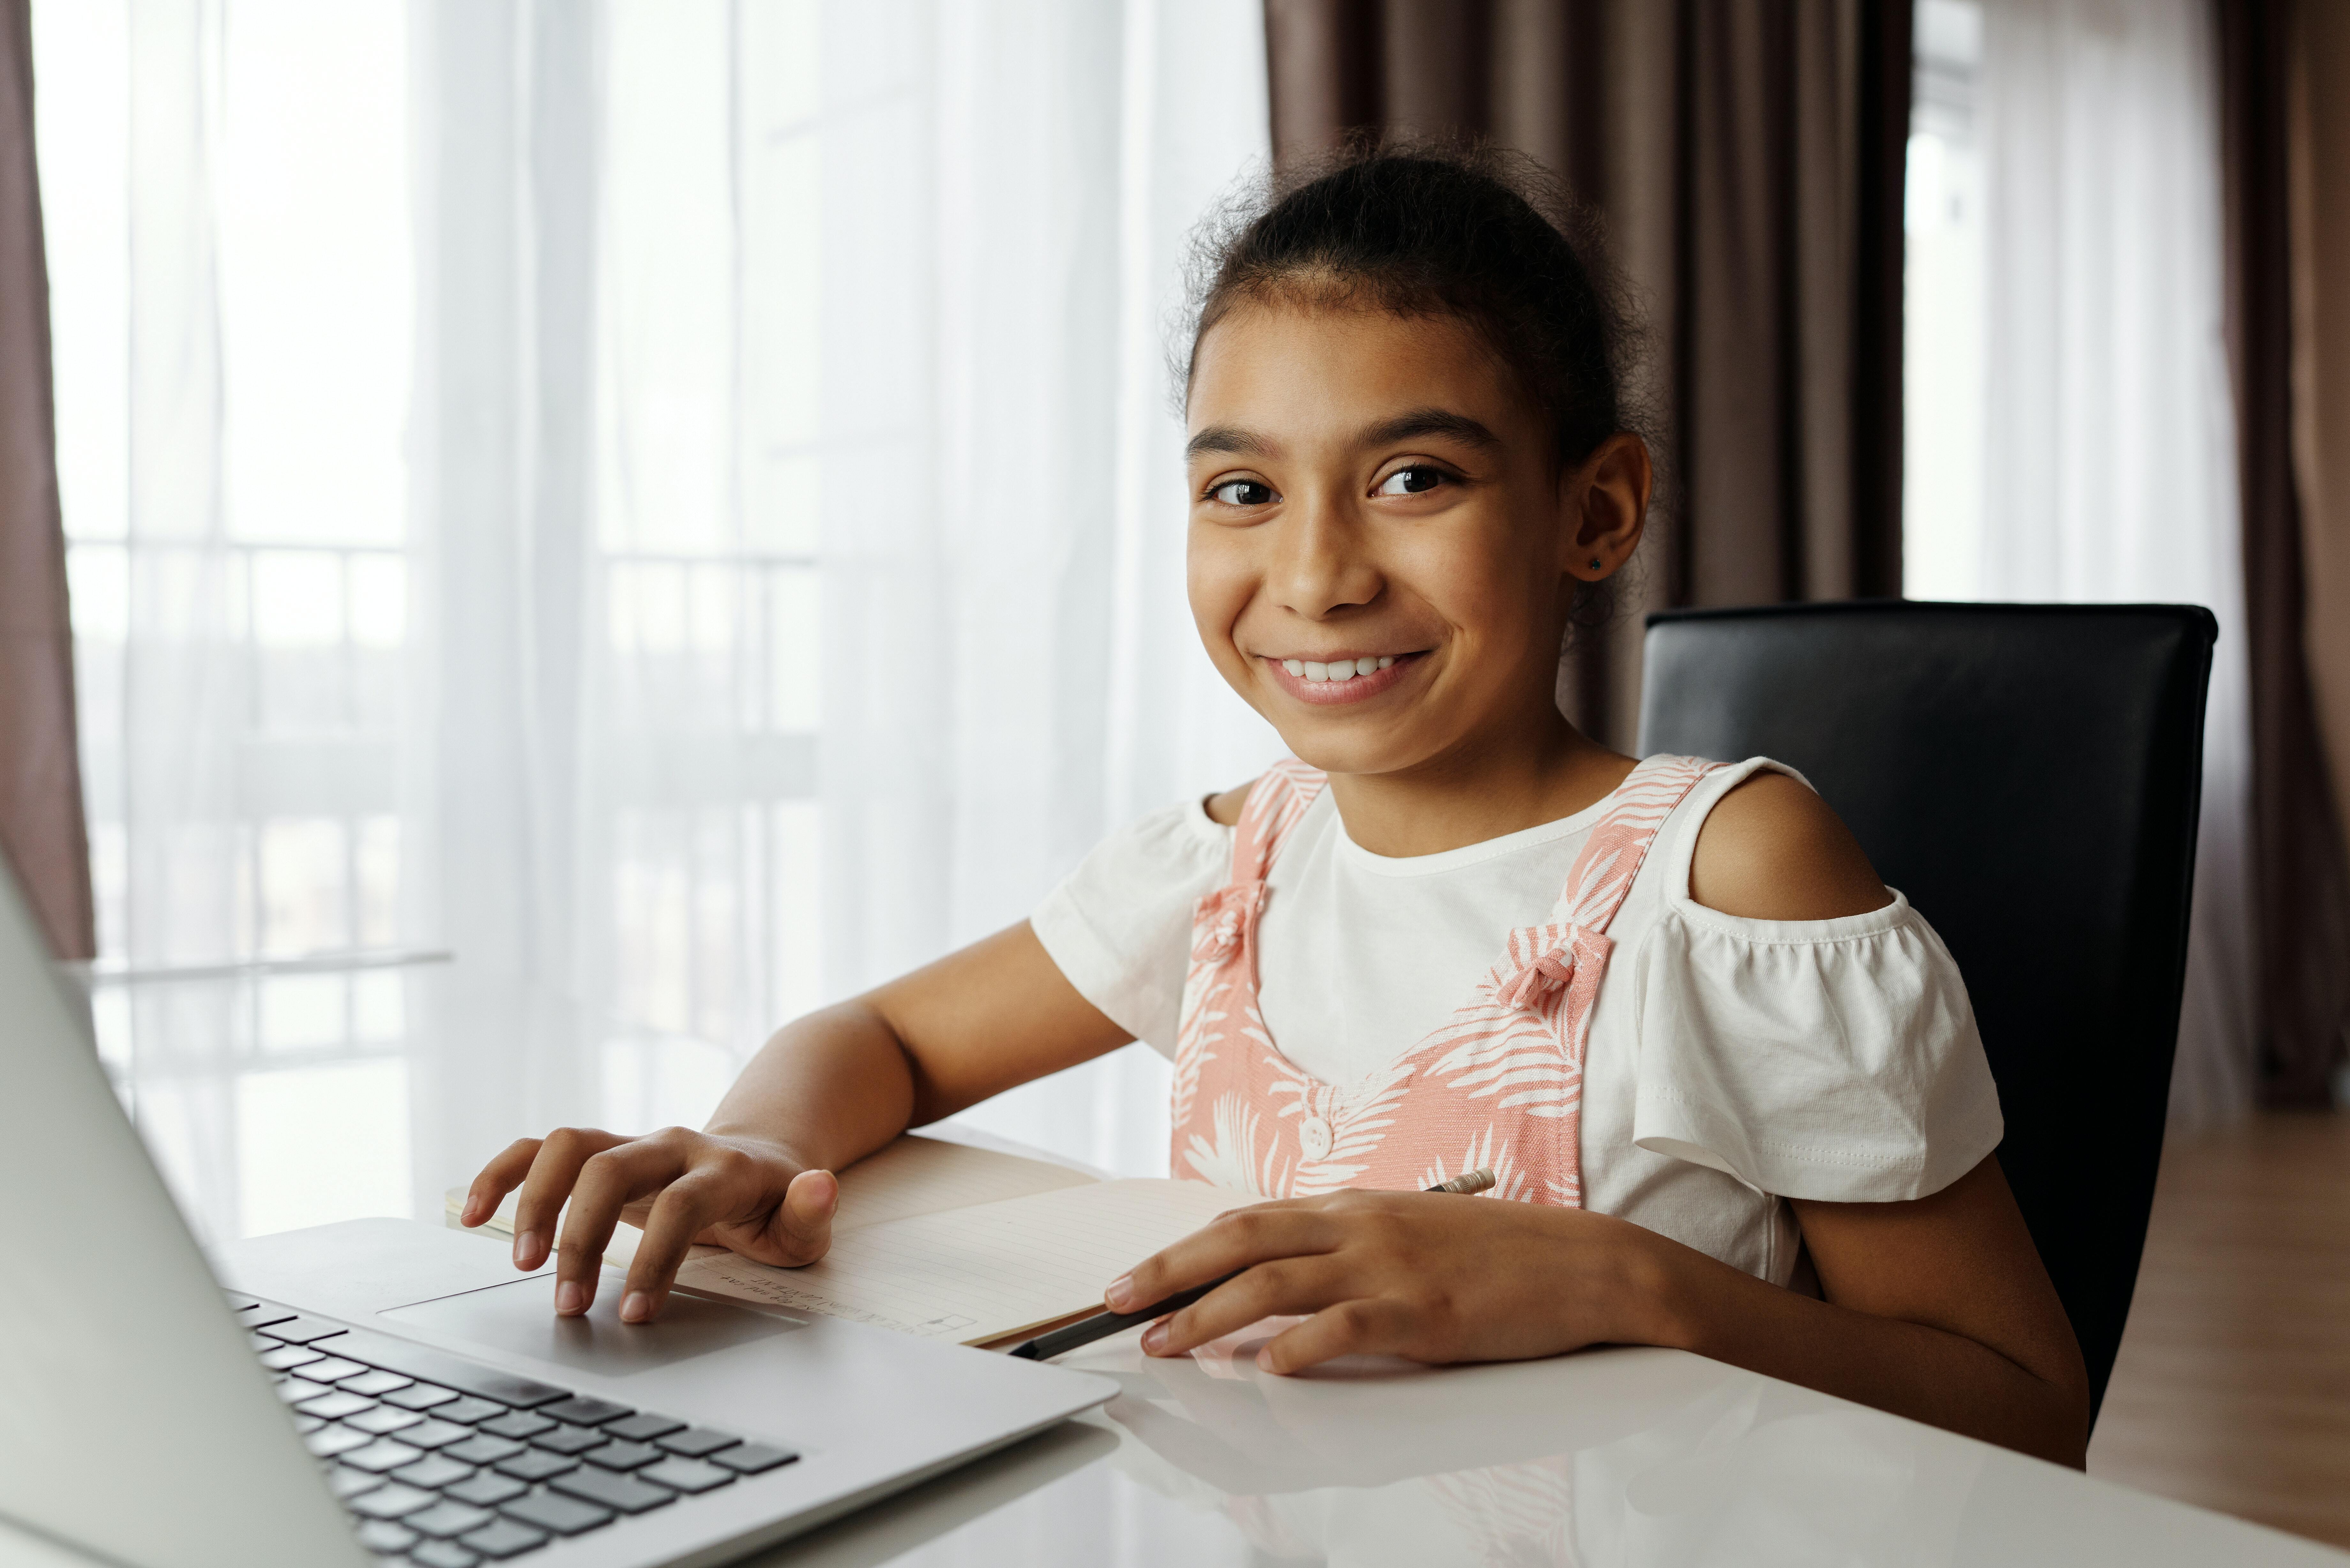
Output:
[{"xmin": 2291, "ymin": 2, "xmax": 2350, "ymax": 848}]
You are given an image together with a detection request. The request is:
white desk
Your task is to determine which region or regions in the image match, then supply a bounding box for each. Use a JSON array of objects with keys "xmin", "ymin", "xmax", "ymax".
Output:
[
  {"xmin": 1, "ymin": 1324, "xmax": 2339, "ymax": 1566},
  {"xmin": 735, "ymin": 1326, "xmax": 2344, "ymax": 1568}
]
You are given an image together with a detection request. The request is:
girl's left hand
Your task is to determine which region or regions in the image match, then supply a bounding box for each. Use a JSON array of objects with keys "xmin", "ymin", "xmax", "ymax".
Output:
[{"xmin": 1105, "ymin": 1190, "xmax": 1669, "ymax": 1374}]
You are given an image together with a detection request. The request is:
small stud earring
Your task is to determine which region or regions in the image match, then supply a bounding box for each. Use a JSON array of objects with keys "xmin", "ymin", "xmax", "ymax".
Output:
[{"xmin": 1588, "ymin": 556, "xmax": 1603, "ymax": 570}]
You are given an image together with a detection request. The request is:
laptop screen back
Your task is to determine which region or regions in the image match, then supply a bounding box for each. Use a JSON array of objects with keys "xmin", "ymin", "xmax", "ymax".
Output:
[{"xmin": 0, "ymin": 864, "xmax": 366, "ymax": 1567}]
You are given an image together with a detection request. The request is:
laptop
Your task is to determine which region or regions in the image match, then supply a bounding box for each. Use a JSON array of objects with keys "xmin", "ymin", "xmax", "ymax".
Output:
[{"xmin": 0, "ymin": 865, "xmax": 1115, "ymax": 1568}]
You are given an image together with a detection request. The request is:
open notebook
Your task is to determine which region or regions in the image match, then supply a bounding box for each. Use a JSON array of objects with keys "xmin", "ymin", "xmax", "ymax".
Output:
[{"xmin": 444, "ymin": 1134, "xmax": 1247, "ymax": 1348}]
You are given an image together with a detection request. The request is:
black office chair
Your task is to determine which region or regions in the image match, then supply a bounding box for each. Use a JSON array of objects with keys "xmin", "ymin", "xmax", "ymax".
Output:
[{"xmin": 1636, "ymin": 600, "xmax": 2216, "ymax": 1417}]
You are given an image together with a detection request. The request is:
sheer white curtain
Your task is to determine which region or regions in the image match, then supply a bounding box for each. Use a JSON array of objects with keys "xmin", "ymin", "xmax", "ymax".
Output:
[
  {"xmin": 38, "ymin": 0, "xmax": 1273, "ymax": 1243},
  {"xmin": 1908, "ymin": 0, "xmax": 2255, "ymax": 1125}
]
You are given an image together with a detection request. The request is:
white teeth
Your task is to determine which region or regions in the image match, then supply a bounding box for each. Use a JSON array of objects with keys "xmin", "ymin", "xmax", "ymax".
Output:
[{"xmin": 1287, "ymin": 655, "xmax": 1400, "ymax": 684}]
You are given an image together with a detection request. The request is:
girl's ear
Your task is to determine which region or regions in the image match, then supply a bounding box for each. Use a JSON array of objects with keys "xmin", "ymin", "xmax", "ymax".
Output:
[{"xmin": 1559, "ymin": 434, "xmax": 1651, "ymax": 582}]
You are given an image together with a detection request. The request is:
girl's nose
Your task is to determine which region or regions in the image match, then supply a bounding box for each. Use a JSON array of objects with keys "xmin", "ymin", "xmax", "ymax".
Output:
[{"xmin": 1269, "ymin": 490, "xmax": 1382, "ymax": 619}]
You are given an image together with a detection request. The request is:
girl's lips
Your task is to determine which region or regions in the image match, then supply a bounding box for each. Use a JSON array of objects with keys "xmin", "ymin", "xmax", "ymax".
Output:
[{"xmin": 1261, "ymin": 651, "xmax": 1426, "ymax": 705}]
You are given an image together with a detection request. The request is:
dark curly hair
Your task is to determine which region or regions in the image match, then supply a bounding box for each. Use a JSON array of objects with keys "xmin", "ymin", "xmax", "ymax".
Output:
[{"xmin": 1178, "ymin": 138, "xmax": 1649, "ymax": 636}]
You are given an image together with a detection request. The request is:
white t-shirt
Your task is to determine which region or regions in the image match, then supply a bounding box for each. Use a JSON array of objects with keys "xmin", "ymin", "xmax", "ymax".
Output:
[{"xmin": 1031, "ymin": 757, "xmax": 2005, "ymax": 1283}]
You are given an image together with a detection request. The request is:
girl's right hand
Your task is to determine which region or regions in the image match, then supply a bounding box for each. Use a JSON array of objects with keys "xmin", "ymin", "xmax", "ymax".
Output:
[{"xmin": 459, "ymin": 1126, "xmax": 840, "ymax": 1324}]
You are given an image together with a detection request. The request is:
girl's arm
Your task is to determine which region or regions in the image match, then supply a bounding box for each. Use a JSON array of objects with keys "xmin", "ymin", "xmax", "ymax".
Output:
[
  {"xmin": 1112, "ymin": 773, "xmax": 2093, "ymax": 1466},
  {"xmin": 462, "ymin": 921, "xmax": 1133, "ymax": 1322}
]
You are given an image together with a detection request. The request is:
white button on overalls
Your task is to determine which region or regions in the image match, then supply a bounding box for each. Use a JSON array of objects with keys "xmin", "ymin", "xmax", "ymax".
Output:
[{"xmin": 1298, "ymin": 1115, "xmax": 1333, "ymax": 1163}]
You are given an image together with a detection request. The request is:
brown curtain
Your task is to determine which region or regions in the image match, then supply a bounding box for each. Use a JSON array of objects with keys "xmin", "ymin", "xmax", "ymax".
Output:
[
  {"xmin": 1262, "ymin": 0, "xmax": 1910, "ymax": 750},
  {"xmin": 2219, "ymin": 0, "xmax": 2350, "ymax": 1107},
  {"xmin": 0, "ymin": 0, "xmax": 94, "ymax": 962}
]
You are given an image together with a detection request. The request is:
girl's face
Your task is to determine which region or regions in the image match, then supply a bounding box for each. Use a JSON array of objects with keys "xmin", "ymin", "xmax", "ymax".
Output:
[{"xmin": 1185, "ymin": 301, "xmax": 1639, "ymax": 780}]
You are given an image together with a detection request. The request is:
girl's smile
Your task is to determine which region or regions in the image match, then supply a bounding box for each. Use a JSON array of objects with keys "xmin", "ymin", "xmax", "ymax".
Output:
[{"xmin": 1258, "ymin": 648, "xmax": 1425, "ymax": 704}]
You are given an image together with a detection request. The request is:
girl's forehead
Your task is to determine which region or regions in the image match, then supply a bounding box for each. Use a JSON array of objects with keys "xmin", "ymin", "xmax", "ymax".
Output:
[{"xmin": 1187, "ymin": 302, "xmax": 1526, "ymax": 442}]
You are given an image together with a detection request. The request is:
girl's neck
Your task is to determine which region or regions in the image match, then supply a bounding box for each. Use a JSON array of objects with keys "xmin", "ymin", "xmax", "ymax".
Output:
[{"xmin": 1322, "ymin": 712, "xmax": 1636, "ymax": 858}]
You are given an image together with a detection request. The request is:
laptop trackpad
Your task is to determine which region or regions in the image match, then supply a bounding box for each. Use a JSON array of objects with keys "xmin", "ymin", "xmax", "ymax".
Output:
[{"xmin": 382, "ymin": 1274, "xmax": 800, "ymax": 1375}]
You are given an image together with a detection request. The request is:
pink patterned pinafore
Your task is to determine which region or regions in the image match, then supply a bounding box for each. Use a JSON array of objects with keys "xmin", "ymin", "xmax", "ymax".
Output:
[{"xmin": 1169, "ymin": 754, "xmax": 1721, "ymax": 1205}]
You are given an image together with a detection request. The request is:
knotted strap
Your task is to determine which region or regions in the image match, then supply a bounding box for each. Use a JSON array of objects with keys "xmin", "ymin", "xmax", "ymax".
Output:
[
  {"xmin": 1494, "ymin": 921, "xmax": 1615, "ymax": 1013},
  {"xmin": 1193, "ymin": 879, "xmax": 1268, "ymax": 964}
]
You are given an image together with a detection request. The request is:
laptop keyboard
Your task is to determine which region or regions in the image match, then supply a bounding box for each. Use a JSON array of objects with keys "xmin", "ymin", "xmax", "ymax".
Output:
[{"xmin": 229, "ymin": 1293, "xmax": 799, "ymax": 1564}]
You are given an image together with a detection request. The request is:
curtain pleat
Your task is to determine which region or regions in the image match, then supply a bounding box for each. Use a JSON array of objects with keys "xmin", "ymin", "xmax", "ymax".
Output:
[
  {"xmin": 2219, "ymin": 0, "xmax": 2350, "ymax": 1106},
  {"xmin": 1260, "ymin": 0, "xmax": 1908, "ymax": 751},
  {"xmin": 0, "ymin": 0, "xmax": 94, "ymax": 962}
]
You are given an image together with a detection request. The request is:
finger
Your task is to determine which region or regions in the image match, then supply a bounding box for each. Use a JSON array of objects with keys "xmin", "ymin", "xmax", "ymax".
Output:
[
  {"xmin": 1141, "ymin": 1255, "xmax": 1350, "ymax": 1356},
  {"xmin": 762, "ymin": 1168, "xmax": 838, "ymax": 1266},
  {"xmin": 619, "ymin": 1169, "xmax": 739, "ymax": 1323},
  {"xmin": 463, "ymin": 1137, "xmax": 543, "ymax": 1229},
  {"xmin": 512, "ymin": 1127, "xmax": 626, "ymax": 1270},
  {"xmin": 552, "ymin": 1137, "xmax": 688, "ymax": 1316},
  {"xmin": 1106, "ymin": 1202, "xmax": 1335, "ymax": 1312},
  {"xmin": 1255, "ymin": 1297, "xmax": 1417, "ymax": 1375}
]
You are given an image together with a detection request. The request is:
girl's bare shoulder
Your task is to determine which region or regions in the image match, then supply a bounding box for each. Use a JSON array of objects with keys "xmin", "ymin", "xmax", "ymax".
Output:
[
  {"xmin": 1202, "ymin": 780, "xmax": 1256, "ymax": 827},
  {"xmin": 1687, "ymin": 771, "xmax": 1891, "ymax": 921}
]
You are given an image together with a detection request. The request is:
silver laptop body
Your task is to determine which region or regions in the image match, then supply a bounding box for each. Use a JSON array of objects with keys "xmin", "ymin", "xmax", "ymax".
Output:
[{"xmin": 0, "ymin": 866, "xmax": 1113, "ymax": 1568}]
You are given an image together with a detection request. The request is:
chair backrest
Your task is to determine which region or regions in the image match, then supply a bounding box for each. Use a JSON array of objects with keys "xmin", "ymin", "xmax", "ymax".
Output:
[{"xmin": 1636, "ymin": 601, "xmax": 2215, "ymax": 1414}]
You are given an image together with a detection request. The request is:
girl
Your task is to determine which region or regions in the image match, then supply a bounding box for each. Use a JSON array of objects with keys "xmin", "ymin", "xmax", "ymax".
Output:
[{"xmin": 465, "ymin": 146, "xmax": 2091, "ymax": 1466}]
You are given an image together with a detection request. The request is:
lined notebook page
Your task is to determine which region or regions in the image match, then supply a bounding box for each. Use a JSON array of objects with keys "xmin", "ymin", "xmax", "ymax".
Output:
[
  {"xmin": 822, "ymin": 1134, "xmax": 1094, "ymax": 1233},
  {"xmin": 673, "ymin": 1178, "xmax": 1249, "ymax": 1345}
]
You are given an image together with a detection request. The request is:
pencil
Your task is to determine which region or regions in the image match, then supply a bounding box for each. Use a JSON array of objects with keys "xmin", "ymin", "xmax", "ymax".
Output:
[{"xmin": 1006, "ymin": 1167, "xmax": 1497, "ymax": 1361}]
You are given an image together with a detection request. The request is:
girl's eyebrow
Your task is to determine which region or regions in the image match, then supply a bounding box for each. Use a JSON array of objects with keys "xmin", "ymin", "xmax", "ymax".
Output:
[
  {"xmin": 1186, "ymin": 424, "xmax": 1270, "ymax": 460},
  {"xmin": 1187, "ymin": 408, "xmax": 1499, "ymax": 461},
  {"xmin": 1358, "ymin": 408, "xmax": 1501, "ymax": 452}
]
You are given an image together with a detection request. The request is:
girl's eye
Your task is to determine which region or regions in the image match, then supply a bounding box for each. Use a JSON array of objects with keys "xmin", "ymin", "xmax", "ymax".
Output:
[
  {"xmin": 1376, "ymin": 465, "xmax": 1451, "ymax": 497},
  {"xmin": 1210, "ymin": 479, "xmax": 1276, "ymax": 506}
]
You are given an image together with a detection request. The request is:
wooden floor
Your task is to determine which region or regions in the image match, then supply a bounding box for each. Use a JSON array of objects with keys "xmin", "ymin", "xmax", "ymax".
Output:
[{"xmin": 2088, "ymin": 1110, "xmax": 2350, "ymax": 1548}]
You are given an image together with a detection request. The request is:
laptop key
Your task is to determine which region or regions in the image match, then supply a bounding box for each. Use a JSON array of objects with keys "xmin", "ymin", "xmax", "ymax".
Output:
[
  {"xmin": 353, "ymin": 1519, "xmax": 418, "ymax": 1554},
  {"xmin": 258, "ymin": 1314, "xmax": 351, "ymax": 1345},
  {"xmin": 652, "ymin": 1427, "xmax": 740, "ymax": 1459},
  {"xmin": 526, "ymin": 1423, "xmax": 604, "ymax": 1456},
  {"xmin": 403, "ymin": 1500, "xmax": 497, "ymax": 1540},
  {"xmin": 304, "ymin": 1424, "xmax": 376, "ymax": 1459},
  {"xmin": 443, "ymin": 1472, "xmax": 527, "ymax": 1508},
  {"xmin": 547, "ymin": 1465, "xmax": 676, "ymax": 1515},
  {"xmin": 345, "ymin": 1406, "xmax": 424, "ymax": 1436},
  {"xmin": 535, "ymin": 1395, "xmax": 631, "ymax": 1428},
  {"xmin": 407, "ymin": 1542, "xmax": 482, "ymax": 1568},
  {"xmin": 602, "ymin": 1412, "xmax": 685, "ymax": 1443},
  {"xmin": 443, "ymin": 1434, "xmax": 525, "ymax": 1466},
  {"xmin": 326, "ymin": 1464, "xmax": 386, "ymax": 1501},
  {"xmin": 344, "ymin": 1439, "xmax": 427, "ymax": 1474},
  {"xmin": 477, "ymin": 1411, "xmax": 555, "ymax": 1441},
  {"xmin": 579, "ymin": 1439, "xmax": 661, "ymax": 1472},
  {"xmin": 490, "ymin": 1449, "xmax": 577, "ymax": 1483},
  {"xmin": 383, "ymin": 1382, "xmax": 462, "ymax": 1412},
  {"xmin": 456, "ymin": 1518, "xmax": 550, "ymax": 1560},
  {"xmin": 259, "ymin": 1344, "xmax": 323, "ymax": 1372},
  {"xmin": 399, "ymin": 1418, "xmax": 473, "ymax": 1451},
  {"xmin": 710, "ymin": 1442, "xmax": 798, "ymax": 1475},
  {"xmin": 433, "ymin": 1396, "xmax": 508, "ymax": 1426},
  {"xmin": 293, "ymin": 1414, "xmax": 327, "ymax": 1435},
  {"xmin": 390, "ymin": 1454, "xmax": 475, "ymax": 1490},
  {"xmin": 302, "ymin": 1355, "xmax": 369, "ymax": 1383},
  {"xmin": 636, "ymin": 1457, "xmax": 734, "ymax": 1495},
  {"xmin": 276, "ymin": 1377, "xmax": 333, "ymax": 1404},
  {"xmin": 347, "ymin": 1481, "xmax": 438, "ymax": 1520},
  {"xmin": 296, "ymin": 1391, "xmax": 380, "ymax": 1422},
  {"xmin": 501, "ymin": 1489, "xmax": 615, "ymax": 1536},
  {"xmin": 327, "ymin": 1328, "xmax": 569, "ymax": 1410},
  {"xmin": 340, "ymin": 1369, "xmax": 415, "ymax": 1398}
]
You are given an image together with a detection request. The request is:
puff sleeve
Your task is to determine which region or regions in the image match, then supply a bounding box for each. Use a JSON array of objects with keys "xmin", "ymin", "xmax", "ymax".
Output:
[
  {"xmin": 1630, "ymin": 892, "xmax": 2004, "ymax": 1202},
  {"xmin": 1031, "ymin": 799, "xmax": 1230, "ymax": 1057}
]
